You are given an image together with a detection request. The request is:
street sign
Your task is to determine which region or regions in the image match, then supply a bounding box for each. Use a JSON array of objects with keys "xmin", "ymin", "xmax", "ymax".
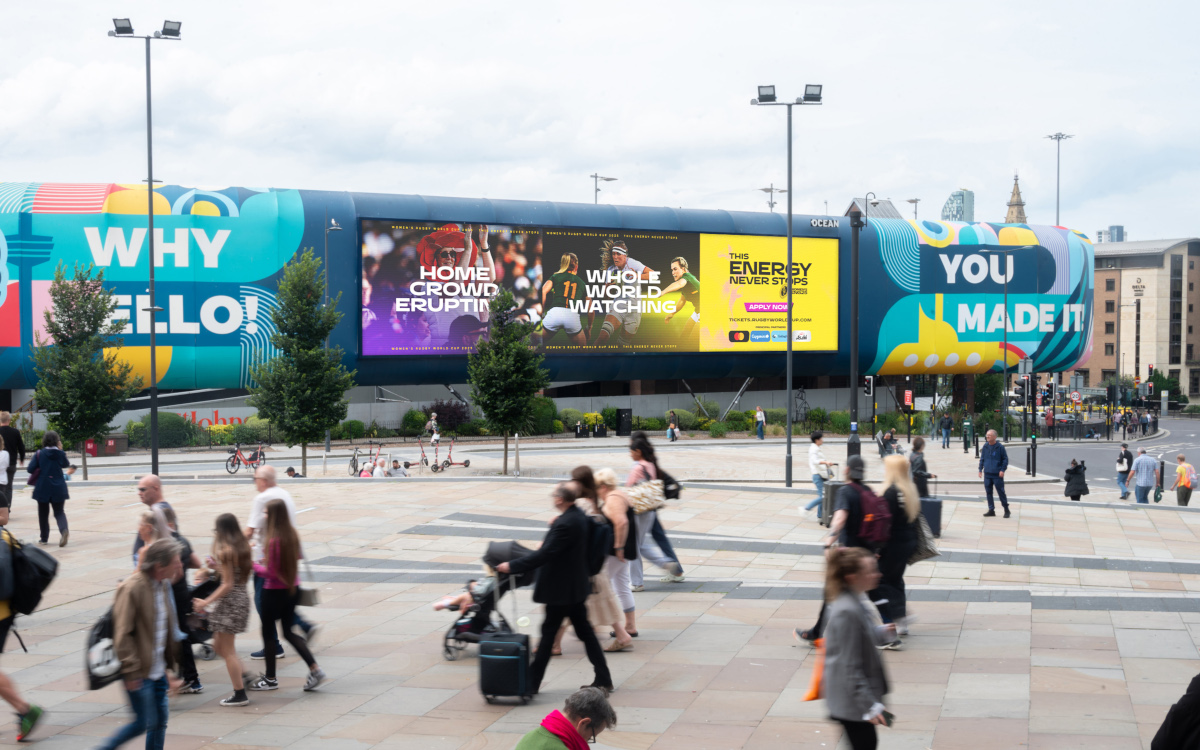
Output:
[
  {"xmin": 1134, "ymin": 376, "xmax": 1141, "ymax": 385},
  {"xmin": 904, "ymin": 390, "xmax": 913, "ymax": 407},
  {"xmin": 1018, "ymin": 358, "xmax": 1033, "ymax": 376},
  {"xmin": 1070, "ymin": 391, "xmax": 1082, "ymax": 403}
]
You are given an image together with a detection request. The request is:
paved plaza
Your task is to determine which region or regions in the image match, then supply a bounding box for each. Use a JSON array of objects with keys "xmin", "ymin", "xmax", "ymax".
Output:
[{"xmin": 3, "ymin": 438, "xmax": 1200, "ymax": 749}]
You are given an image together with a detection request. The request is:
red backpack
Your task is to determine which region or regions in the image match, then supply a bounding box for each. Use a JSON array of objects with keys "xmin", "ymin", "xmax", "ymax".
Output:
[{"xmin": 856, "ymin": 484, "xmax": 892, "ymax": 547}]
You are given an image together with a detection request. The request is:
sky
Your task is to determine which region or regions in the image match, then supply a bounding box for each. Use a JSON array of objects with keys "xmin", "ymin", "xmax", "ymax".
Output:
[{"xmin": 3, "ymin": 0, "xmax": 1198, "ymax": 239}]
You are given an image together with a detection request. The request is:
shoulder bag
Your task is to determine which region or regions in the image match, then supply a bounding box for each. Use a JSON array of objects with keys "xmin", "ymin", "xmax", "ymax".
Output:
[
  {"xmin": 25, "ymin": 449, "xmax": 41, "ymax": 486},
  {"xmin": 297, "ymin": 559, "xmax": 320, "ymax": 607},
  {"xmin": 626, "ymin": 479, "xmax": 666, "ymax": 515},
  {"xmin": 908, "ymin": 514, "xmax": 941, "ymax": 565}
]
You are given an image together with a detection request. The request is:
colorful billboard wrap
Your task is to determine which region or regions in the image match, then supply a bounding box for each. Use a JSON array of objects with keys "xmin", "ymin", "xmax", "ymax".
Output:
[
  {"xmin": 0, "ymin": 184, "xmax": 1092, "ymax": 388},
  {"xmin": 360, "ymin": 220, "xmax": 838, "ymax": 356},
  {"xmin": 866, "ymin": 219, "xmax": 1093, "ymax": 375}
]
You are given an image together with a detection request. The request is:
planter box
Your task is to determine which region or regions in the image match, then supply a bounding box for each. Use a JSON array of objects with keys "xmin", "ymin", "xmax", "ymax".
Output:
[
  {"xmin": 574, "ymin": 425, "xmax": 589, "ymax": 438},
  {"xmin": 593, "ymin": 426, "xmax": 608, "ymax": 438}
]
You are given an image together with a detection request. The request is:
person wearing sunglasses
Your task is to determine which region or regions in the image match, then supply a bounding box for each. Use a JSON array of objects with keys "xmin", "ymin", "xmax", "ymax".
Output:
[{"xmin": 513, "ymin": 687, "xmax": 617, "ymax": 749}]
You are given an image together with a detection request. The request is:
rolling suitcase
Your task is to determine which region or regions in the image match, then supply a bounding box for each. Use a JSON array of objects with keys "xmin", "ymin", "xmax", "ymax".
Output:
[
  {"xmin": 921, "ymin": 478, "xmax": 943, "ymax": 538},
  {"xmin": 479, "ymin": 573, "xmax": 532, "ymax": 704}
]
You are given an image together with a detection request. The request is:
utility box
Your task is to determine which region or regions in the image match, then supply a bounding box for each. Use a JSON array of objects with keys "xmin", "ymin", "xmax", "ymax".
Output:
[{"xmin": 617, "ymin": 409, "xmax": 633, "ymax": 437}]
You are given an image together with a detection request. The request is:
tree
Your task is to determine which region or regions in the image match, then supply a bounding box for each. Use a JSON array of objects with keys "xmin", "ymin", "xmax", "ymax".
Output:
[
  {"xmin": 247, "ymin": 249, "xmax": 356, "ymax": 476},
  {"xmin": 31, "ymin": 262, "xmax": 143, "ymax": 480},
  {"xmin": 468, "ymin": 290, "xmax": 551, "ymax": 475},
  {"xmin": 973, "ymin": 372, "xmax": 1004, "ymax": 415},
  {"xmin": 1148, "ymin": 370, "xmax": 1188, "ymax": 404}
]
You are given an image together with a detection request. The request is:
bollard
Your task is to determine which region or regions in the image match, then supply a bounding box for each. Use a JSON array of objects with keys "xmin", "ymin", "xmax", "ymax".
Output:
[
  {"xmin": 1031, "ymin": 435, "xmax": 1037, "ymax": 476},
  {"xmin": 974, "ymin": 431, "xmax": 980, "ymax": 459},
  {"xmin": 1026, "ymin": 447, "xmax": 1031, "ymax": 476},
  {"xmin": 1159, "ymin": 459, "xmax": 1166, "ymax": 489}
]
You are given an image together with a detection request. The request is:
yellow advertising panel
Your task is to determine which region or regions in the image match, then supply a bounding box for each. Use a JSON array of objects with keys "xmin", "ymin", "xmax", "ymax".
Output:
[{"xmin": 697, "ymin": 234, "xmax": 838, "ymax": 353}]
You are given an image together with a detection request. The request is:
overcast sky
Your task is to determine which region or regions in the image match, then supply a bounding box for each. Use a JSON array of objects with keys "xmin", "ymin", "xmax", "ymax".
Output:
[{"xmin": 3, "ymin": 1, "xmax": 1197, "ymax": 238}]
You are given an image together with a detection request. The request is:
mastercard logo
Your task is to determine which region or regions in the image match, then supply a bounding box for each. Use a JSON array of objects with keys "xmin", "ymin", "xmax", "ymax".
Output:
[{"xmin": 728, "ymin": 330, "xmax": 749, "ymax": 342}]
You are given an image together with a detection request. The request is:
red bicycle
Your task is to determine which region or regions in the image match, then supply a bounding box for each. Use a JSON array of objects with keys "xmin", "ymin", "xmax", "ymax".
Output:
[{"xmin": 225, "ymin": 442, "xmax": 267, "ymax": 474}]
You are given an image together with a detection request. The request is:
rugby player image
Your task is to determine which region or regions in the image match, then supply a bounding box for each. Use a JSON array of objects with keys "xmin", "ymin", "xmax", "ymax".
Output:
[
  {"xmin": 415, "ymin": 223, "xmax": 497, "ymax": 324},
  {"xmin": 590, "ymin": 239, "xmax": 654, "ymax": 347},
  {"xmin": 536, "ymin": 252, "xmax": 588, "ymax": 347},
  {"xmin": 661, "ymin": 256, "xmax": 700, "ymax": 338}
]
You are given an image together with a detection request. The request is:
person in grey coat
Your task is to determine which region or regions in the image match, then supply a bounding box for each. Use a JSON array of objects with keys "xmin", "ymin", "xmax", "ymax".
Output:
[{"xmin": 822, "ymin": 546, "xmax": 892, "ymax": 749}]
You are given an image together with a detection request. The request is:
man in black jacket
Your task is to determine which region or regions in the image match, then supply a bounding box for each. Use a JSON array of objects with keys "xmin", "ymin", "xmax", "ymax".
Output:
[
  {"xmin": 1116, "ymin": 442, "xmax": 1134, "ymax": 500},
  {"xmin": 498, "ymin": 483, "xmax": 612, "ymax": 694},
  {"xmin": 0, "ymin": 412, "xmax": 25, "ymax": 509}
]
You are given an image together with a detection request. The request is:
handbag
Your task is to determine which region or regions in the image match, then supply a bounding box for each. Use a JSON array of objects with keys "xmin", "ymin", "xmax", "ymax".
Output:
[
  {"xmin": 25, "ymin": 449, "xmax": 41, "ymax": 486},
  {"xmin": 1116, "ymin": 457, "xmax": 1128, "ymax": 472},
  {"xmin": 626, "ymin": 479, "xmax": 667, "ymax": 515},
  {"xmin": 908, "ymin": 514, "xmax": 940, "ymax": 565},
  {"xmin": 296, "ymin": 559, "xmax": 320, "ymax": 607}
]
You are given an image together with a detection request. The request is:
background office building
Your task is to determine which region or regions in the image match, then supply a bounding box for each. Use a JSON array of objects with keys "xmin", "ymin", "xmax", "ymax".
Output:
[
  {"xmin": 940, "ymin": 189, "xmax": 975, "ymax": 222},
  {"xmin": 1096, "ymin": 225, "xmax": 1127, "ymax": 243},
  {"xmin": 1085, "ymin": 238, "xmax": 1200, "ymax": 396}
]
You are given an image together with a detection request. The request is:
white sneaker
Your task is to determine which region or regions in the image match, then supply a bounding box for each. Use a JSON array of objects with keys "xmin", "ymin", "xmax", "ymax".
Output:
[
  {"xmin": 304, "ymin": 668, "xmax": 326, "ymax": 692},
  {"xmin": 631, "ymin": 584, "xmax": 645, "ymax": 592},
  {"xmin": 659, "ymin": 574, "xmax": 686, "ymax": 583}
]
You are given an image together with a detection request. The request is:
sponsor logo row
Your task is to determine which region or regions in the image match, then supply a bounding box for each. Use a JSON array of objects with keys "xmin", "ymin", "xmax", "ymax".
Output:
[{"xmin": 728, "ymin": 330, "xmax": 812, "ymax": 343}]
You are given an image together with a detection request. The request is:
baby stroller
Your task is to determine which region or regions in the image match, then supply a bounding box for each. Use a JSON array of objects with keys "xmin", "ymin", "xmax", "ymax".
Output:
[
  {"xmin": 442, "ymin": 541, "xmax": 535, "ymax": 660},
  {"xmin": 184, "ymin": 578, "xmax": 219, "ymax": 661}
]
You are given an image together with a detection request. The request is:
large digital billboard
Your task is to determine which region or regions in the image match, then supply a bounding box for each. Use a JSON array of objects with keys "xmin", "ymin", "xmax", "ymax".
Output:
[{"xmin": 359, "ymin": 220, "xmax": 838, "ymax": 356}]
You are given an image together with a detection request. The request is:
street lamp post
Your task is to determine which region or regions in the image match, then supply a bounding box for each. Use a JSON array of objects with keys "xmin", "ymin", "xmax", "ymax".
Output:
[
  {"xmin": 1046, "ymin": 133, "xmax": 1073, "ymax": 225},
  {"xmin": 324, "ymin": 213, "xmax": 342, "ymax": 452},
  {"xmin": 110, "ymin": 18, "xmax": 181, "ymax": 476},
  {"xmin": 752, "ymin": 84, "xmax": 823, "ymax": 487},
  {"xmin": 590, "ymin": 174, "xmax": 617, "ymax": 204},
  {"xmin": 906, "ymin": 198, "xmax": 920, "ymax": 220},
  {"xmin": 758, "ymin": 184, "xmax": 787, "ymax": 212},
  {"xmin": 848, "ymin": 209, "xmax": 864, "ymax": 458}
]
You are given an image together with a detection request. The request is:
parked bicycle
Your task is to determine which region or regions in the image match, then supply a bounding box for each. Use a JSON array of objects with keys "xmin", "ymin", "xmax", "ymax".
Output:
[
  {"xmin": 348, "ymin": 440, "xmax": 383, "ymax": 476},
  {"xmin": 225, "ymin": 442, "xmax": 267, "ymax": 474}
]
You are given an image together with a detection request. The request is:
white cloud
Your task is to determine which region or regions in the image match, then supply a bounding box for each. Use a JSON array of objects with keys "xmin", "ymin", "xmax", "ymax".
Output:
[{"xmin": 3, "ymin": 0, "xmax": 1199, "ymax": 238}]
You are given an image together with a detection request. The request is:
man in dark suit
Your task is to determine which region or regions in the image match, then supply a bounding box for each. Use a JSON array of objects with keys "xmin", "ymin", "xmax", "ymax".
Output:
[{"xmin": 497, "ymin": 483, "xmax": 613, "ymax": 694}]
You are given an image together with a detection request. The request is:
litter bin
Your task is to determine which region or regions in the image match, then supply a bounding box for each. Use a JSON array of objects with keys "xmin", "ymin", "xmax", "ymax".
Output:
[
  {"xmin": 820, "ymin": 479, "xmax": 844, "ymax": 528},
  {"xmin": 962, "ymin": 418, "xmax": 974, "ymax": 450}
]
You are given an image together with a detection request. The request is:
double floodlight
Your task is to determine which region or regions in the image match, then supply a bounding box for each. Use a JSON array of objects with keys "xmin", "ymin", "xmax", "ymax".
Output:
[
  {"xmin": 109, "ymin": 19, "xmax": 182, "ymax": 38},
  {"xmin": 751, "ymin": 84, "xmax": 822, "ymax": 105}
]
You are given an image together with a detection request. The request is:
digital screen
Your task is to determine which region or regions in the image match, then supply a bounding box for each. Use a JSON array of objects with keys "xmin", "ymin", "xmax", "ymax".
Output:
[{"xmin": 360, "ymin": 219, "xmax": 838, "ymax": 356}]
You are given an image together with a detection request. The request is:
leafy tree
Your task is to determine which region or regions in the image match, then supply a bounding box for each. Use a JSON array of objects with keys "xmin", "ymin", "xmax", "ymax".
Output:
[
  {"xmin": 31, "ymin": 262, "xmax": 142, "ymax": 479},
  {"xmin": 1148, "ymin": 369, "xmax": 1185, "ymax": 403},
  {"xmin": 247, "ymin": 249, "xmax": 356, "ymax": 476},
  {"xmin": 1100, "ymin": 373, "xmax": 1135, "ymax": 389},
  {"xmin": 973, "ymin": 372, "xmax": 1004, "ymax": 415},
  {"xmin": 468, "ymin": 290, "xmax": 551, "ymax": 474}
]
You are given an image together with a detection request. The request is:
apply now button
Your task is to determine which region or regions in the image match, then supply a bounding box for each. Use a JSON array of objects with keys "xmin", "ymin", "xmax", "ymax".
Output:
[{"xmin": 745, "ymin": 302, "xmax": 790, "ymax": 312}]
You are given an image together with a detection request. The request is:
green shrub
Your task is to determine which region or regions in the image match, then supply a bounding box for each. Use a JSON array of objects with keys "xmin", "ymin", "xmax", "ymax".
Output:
[
  {"xmin": 231, "ymin": 423, "xmax": 257, "ymax": 445},
  {"xmin": 328, "ymin": 422, "xmax": 345, "ymax": 441},
  {"xmin": 766, "ymin": 423, "xmax": 785, "ymax": 437},
  {"xmin": 429, "ymin": 399, "xmax": 470, "ymax": 431},
  {"xmin": 551, "ymin": 419, "xmax": 564, "ymax": 434},
  {"xmin": 876, "ymin": 412, "xmax": 902, "ymax": 433},
  {"xmin": 666, "ymin": 408, "xmax": 698, "ymax": 430},
  {"xmin": 725, "ymin": 411, "xmax": 750, "ymax": 431},
  {"xmin": 401, "ymin": 409, "xmax": 428, "ymax": 436},
  {"xmin": 125, "ymin": 419, "xmax": 148, "ymax": 449},
  {"xmin": 583, "ymin": 412, "xmax": 604, "ymax": 428},
  {"xmin": 456, "ymin": 419, "xmax": 489, "ymax": 436},
  {"xmin": 559, "ymin": 408, "xmax": 585, "ymax": 428},
  {"xmin": 639, "ymin": 417, "xmax": 666, "ymax": 431},
  {"xmin": 910, "ymin": 412, "xmax": 927, "ymax": 435},
  {"xmin": 143, "ymin": 412, "xmax": 195, "ymax": 449},
  {"xmin": 244, "ymin": 415, "xmax": 272, "ymax": 443},
  {"xmin": 697, "ymin": 417, "xmax": 713, "ymax": 431},
  {"xmin": 343, "ymin": 419, "xmax": 366, "ymax": 440},
  {"xmin": 697, "ymin": 399, "xmax": 720, "ymax": 421},
  {"xmin": 1185, "ymin": 404, "xmax": 1200, "ymax": 414},
  {"xmin": 205, "ymin": 423, "xmax": 234, "ymax": 446},
  {"xmin": 828, "ymin": 411, "xmax": 851, "ymax": 434},
  {"xmin": 530, "ymin": 396, "xmax": 558, "ymax": 434},
  {"xmin": 600, "ymin": 406, "xmax": 619, "ymax": 431},
  {"xmin": 709, "ymin": 421, "xmax": 728, "ymax": 438},
  {"xmin": 807, "ymin": 407, "xmax": 828, "ymax": 429},
  {"xmin": 764, "ymin": 408, "xmax": 787, "ymax": 425}
]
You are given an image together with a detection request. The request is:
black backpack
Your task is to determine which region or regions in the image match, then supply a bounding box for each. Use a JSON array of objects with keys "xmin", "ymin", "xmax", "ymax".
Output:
[
  {"xmin": 11, "ymin": 537, "xmax": 58, "ymax": 615},
  {"xmin": 0, "ymin": 529, "xmax": 13, "ymax": 601},
  {"xmin": 586, "ymin": 519, "xmax": 614, "ymax": 577},
  {"xmin": 85, "ymin": 608, "xmax": 123, "ymax": 690},
  {"xmin": 659, "ymin": 467, "xmax": 682, "ymax": 500}
]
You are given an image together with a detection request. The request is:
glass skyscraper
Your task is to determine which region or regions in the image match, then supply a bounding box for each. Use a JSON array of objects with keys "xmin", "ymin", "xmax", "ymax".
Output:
[{"xmin": 940, "ymin": 189, "xmax": 975, "ymax": 222}]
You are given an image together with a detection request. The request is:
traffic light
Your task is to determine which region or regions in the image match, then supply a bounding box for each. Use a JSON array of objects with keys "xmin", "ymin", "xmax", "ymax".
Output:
[
  {"xmin": 863, "ymin": 375, "xmax": 874, "ymax": 397},
  {"xmin": 1107, "ymin": 384, "xmax": 1118, "ymax": 404},
  {"xmin": 1147, "ymin": 382, "xmax": 1155, "ymax": 395},
  {"xmin": 1012, "ymin": 381, "xmax": 1025, "ymax": 404},
  {"xmin": 1148, "ymin": 364, "xmax": 1155, "ymax": 379}
]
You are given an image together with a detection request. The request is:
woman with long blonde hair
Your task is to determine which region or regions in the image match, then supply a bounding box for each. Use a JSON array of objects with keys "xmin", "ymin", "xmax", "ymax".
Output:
[
  {"xmin": 876, "ymin": 454, "xmax": 921, "ymax": 644},
  {"xmin": 192, "ymin": 513, "xmax": 253, "ymax": 706},
  {"xmin": 245, "ymin": 499, "xmax": 325, "ymax": 693}
]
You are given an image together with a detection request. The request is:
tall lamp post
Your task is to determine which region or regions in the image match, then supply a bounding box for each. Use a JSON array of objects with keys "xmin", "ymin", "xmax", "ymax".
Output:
[
  {"xmin": 759, "ymin": 184, "xmax": 787, "ymax": 212},
  {"xmin": 110, "ymin": 18, "xmax": 181, "ymax": 476},
  {"xmin": 324, "ymin": 214, "xmax": 342, "ymax": 452},
  {"xmin": 906, "ymin": 198, "xmax": 921, "ymax": 220},
  {"xmin": 751, "ymin": 84, "xmax": 823, "ymax": 487},
  {"xmin": 980, "ymin": 245, "xmax": 1034, "ymax": 441},
  {"xmin": 1045, "ymin": 133, "xmax": 1073, "ymax": 226},
  {"xmin": 590, "ymin": 174, "xmax": 617, "ymax": 204}
]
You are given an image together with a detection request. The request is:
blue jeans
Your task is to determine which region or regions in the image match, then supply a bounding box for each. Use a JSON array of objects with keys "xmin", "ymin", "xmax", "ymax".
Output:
[
  {"xmin": 757, "ymin": 422, "xmax": 764, "ymax": 439},
  {"xmin": 942, "ymin": 428, "xmax": 951, "ymax": 448},
  {"xmin": 983, "ymin": 474, "xmax": 1008, "ymax": 511},
  {"xmin": 1135, "ymin": 485, "xmax": 1151, "ymax": 504},
  {"xmin": 254, "ymin": 574, "xmax": 311, "ymax": 649},
  {"xmin": 1117, "ymin": 472, "xmax": 1129, "ymax": 497},
  {"xmin": 97, "ymin": 675, "xmax": 169, "ymax": 750},
  {"xmin": 804, "ymin": 474, "xmax": 825, "ymax": 517},
  {"xmin": 650, "ymin": 516, "xmax": 682, "ymax": 574}
]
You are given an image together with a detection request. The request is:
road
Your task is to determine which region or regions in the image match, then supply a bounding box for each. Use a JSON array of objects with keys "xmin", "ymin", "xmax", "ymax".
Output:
[{"xmin": 1035, "ymin": 416, "xmax": 1199, "ymax": 492}]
